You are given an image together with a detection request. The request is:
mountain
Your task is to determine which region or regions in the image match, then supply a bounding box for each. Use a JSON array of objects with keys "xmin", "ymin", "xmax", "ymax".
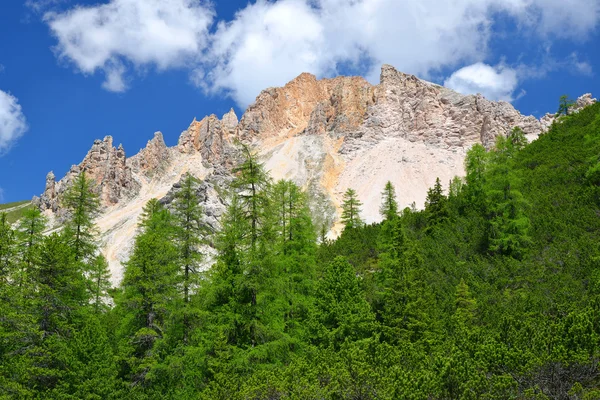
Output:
[{"xmin": 32, "ymin": 65, "xmax": 595, "ymax": 283}]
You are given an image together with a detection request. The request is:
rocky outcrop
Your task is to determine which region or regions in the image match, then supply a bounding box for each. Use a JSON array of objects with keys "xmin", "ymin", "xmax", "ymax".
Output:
[
  {"xmin": 38, "ymin": 136, "xmax": 139, "ymax": 212},
  {"xmin": 177, "ymin": 111, "xmax": 238, "ymax": 164},
  {"xmin": 34, "ymin": 171, "xmax": 58, "ymax": 212},
  {"xmin": 238, "ymin": 72, "xmax": 374, "ymax": 141},
  {"xmin": 540, "ymin": 93, "xmax": 597, "ymax": 130},
  {"xmin": 128, "ymin": 132, "xmax": 171, "ymax": 176}
]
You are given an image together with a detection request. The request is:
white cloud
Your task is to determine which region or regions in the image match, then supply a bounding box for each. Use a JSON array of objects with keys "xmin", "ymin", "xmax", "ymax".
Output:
[
  {"xmin": 200, "ymin": 0, "xmax": 600, "ymax": 106},
  {"xmin": 200, "ymin": 0, "xmax": 329, "ymax": 106},
  {"xmin": 568, "ymin": 53, "xmax": 594, "ymax": 76},
  {"xmin": 0, "ymin": 188, "xmax": 4, "ymax": 203},
  {"xmin": 44, "ymin": 0, "xmax": 600, "ymax": 105},
  {"xmin": 444, "ymin": 63, "xmax": 519, "ymax": 102},
  {"xmin": 45, "ymin": 0, "xmax": 214, "ymax": 91},
  {"xmin": 0, "ymin": 90, "xmax": 28, "ymax": 155}
]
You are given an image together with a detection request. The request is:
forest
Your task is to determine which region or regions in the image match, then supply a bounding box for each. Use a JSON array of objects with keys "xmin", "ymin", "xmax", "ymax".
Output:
[{"xmin": 2, "ymin": 102, "xmax": 600, "ymax": 399}]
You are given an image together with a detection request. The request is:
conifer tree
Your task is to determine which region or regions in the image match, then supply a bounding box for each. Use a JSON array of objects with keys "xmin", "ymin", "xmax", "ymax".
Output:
[
  {"xmin": 380, "ymin": 181, "xmax": 399, "ymax": 221},
  {"xmin": 486, "ymin": 136, "xmax": 531, "ymax": 258},
  {"xmin": 89, "ymin": 254, "xmax": 112, "ymax": 314},
  {"xmin": 425, "ymin": 178, "xmax": 448, "ymax": 228},
  {"xmin": 62, "ymin": 171, "xmax": 100, "ymax": 263},
  {"xmin": 232, "ymin": 143, "xmax": 271, "ymax": 252},
  {"xmin": 453, "ymin": 279, "xmax": 477, "ymax": 326},
  {"xmin": 15, "ymin": 207, "xmax": 47, "ymax": 284},
  {"xmin": 22, "ymin": 233, "xmax": 88, "ymax": 393},
  {"xmin": 508, "ymin": 126, "xmax": 528, "ymax": 151},
  {"xmin": 313, "ymin": 256, "xmax": 375, "ymax": 347},
  {"xmin": 0, "ymin": 213, "xmax": 15, "ymax": 281},
  {"xmin": 172, "ymin": 173, "xmax": 205, "ymax": 343},
  {"xmin": 341, "ymin": 188, "xmax": 363, "ymax": 229},
  {"xmin": 557, "ymin": 95, "xmax": 575, "ymax": 116},
  {"xmin": 271, "ymin": 180, "xmax": 317, "ymax": 335},
  {"xmin": 117, "ymin": 199, "xmax": 178, "ymax": 384},
  {"xmin": 32, "ymin": 233, "xmax": 87, "ymax": 336}
]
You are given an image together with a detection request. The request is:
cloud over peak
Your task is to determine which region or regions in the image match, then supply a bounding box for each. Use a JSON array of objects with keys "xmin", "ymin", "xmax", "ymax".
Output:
[
  {"xmin": 44, "ymin": 0, "xmax": 600, "ymax": 107},
  {"xmin": 444, "ymin": 63, "xmax": 520, "ymax": 102}
]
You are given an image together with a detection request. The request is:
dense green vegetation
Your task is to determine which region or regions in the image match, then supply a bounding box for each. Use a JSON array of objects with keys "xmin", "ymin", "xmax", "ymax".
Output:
[{"xmin": 2, "ymin": 103, "xmax": 600, "ymax": 399}]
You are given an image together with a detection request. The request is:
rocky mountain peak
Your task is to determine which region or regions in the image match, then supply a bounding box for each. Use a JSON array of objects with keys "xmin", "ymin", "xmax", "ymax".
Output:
[
  {"xmin": 37, "ymin": 133, "xmax": 139, "ymax": 213},
  {"xmin": 34, "ymin": 65, "xmax": 595, "ymax": 283},
  {"xmin": 128, "ymin": 131, "xmax": 171, "ymax": 176},
  {"xmin": 221, "ymin": 108, "xmax": 239, "ymax": 132}
]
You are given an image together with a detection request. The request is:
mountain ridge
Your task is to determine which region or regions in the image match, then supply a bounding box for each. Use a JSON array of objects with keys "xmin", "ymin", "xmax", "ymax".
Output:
[{"xmin": 31, "ymin": 64, "xmax": 596, "ymax": 283}]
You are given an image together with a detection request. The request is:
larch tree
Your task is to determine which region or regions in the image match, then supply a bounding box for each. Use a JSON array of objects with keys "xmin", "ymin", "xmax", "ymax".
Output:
[
  {"xmin": 424, "ymin": 178, "xmax": 448, "ymax": 229},
  {"xmin": 117, "ymin": 199, "xmax": 178, "ymax": 385},
  {"xmin": 62, "ymin": 171, "xmax": 100, "ymax": 264},
  {"xmin": 0, "ymin": 213, "xmax": 15, "ymax": 282},
  {"xmin": 172, "ymin": 173, "xmax": 205, "ymax": 343},
  {"xmin": 88, "ymin": 254, "xmax": 112, "ymax": 314},
  {"xmin": 380, "ymin": 181, "xmax": 399, "ymax": 221},
  {"xmin": 15, "ymin": 207, "xmax": 47, "ymax": 285},
  {"xmin": 341, "ymin": 188, "xmax": 363, "ymax": 230},
  {"xmin": 231, "ymin": 143, "xmax": 271, "ymax": 253}
]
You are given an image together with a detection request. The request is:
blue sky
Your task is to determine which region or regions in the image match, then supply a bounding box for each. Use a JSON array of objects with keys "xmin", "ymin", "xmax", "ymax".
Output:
[{"xmin": 0, "ymin": 0, "xmax": 599, "ymax": 203}]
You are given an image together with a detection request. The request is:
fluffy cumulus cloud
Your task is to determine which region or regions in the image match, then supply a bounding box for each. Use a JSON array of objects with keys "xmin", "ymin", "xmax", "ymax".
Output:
[
  {"xmin": 0, "ymin": 90, "xmax": 28, "ymax": 155},
  {"xmin": 444, "ymin": 63, "xmax": 519, "ymax": 102},
  {"xmin": 45, "ymin": 0, "xmax": 214, "ymax": 92},
  {"xmin": 44, "ymin": 0, "xmax": 600, "ymax": 106}
]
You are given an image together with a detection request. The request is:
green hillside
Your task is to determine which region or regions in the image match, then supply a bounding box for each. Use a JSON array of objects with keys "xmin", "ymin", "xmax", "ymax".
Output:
[
  {"xmin": 2, "ymin": 104, "xmax": 600, "ymax": 399},
  {"xmin": 0, "ymin": 200, "xmax": 33, "ymax": 223}
]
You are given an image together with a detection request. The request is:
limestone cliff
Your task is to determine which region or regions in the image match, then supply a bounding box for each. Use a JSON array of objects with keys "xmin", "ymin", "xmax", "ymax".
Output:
[{"xmin": 34, "ymin": 65, "xmax": 595, "ymax": 284}]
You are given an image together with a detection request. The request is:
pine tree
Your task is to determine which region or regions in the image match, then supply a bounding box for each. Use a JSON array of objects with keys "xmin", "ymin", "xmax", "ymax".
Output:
[
  {"xmin": 313, "ymin": 256, "xmax": 375, "ymax": 348},
  {"xmin": 341, "ymin": 188, "xmax": 363, "ymax": 229},
  {"xmin": 62, "ymin": 170, "xmax": 100, "ymax": 263},
  {"xmin": 425, "ymin": 178, "xmax": 448, "ymax": 229},
  {"xmin": 23, "ymin": 233, "xmax": 88, "ymax": 393},
  {"xmin": 508, "ymin": 126, "xmax": 528, "ymax": 151},
  {"xmin": 271, "ymin": 180, "xmax": 317, "ymax": 337},
  {"xmin": 380, "ymin": 181, "xmax": 399, "ymax": 221},
  {"xmin": 0, "ymin": 213, "xmax": 15, "ymax": 282},
  {"xmin": 486, "ymin": 136, "xmax": 531, "ymax": 258},
  {"xmin": 32, "ymin": 233, "xmax": 87, "ymax": 336},
  {"xmin": 464, "ymin": 144, "xmax": 488, "ymax": 209},
  {"xmin": 89, "ymin": 254, "xmax": 112, "ymax": 314},
  {"xmin": 116, "ymin": 199, "xmax": 178, "ymax": 384},
  {"xmin": 15, "ymin": 207, "xmax": 47, "ymax": 285},
  {"xmin": 232, "ymin": 143, "xmax": 271, "ymax": 252},
  {"xmin": 557, "ymin": 95, "xmax": 575, "ymax": 116},
  {"xmin": 172, "ymin": 173, "xmax": 205, "ymax": 343}
]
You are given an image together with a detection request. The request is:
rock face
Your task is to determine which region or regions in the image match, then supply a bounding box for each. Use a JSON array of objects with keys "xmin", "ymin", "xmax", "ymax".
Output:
[
  {"xmin": 37, "ymin": 136, "xmax": 139, "ymax": 213},
  {"xmin": 540, "ymin": 93, "xmax": 598, "ymax": 130},
  {"xmin": 35, "ymin": 64, "xmax": 595, "ymax": 284},
  {"xmin": 128, "ymin": 132, "xmax": 171, "ymax": 176}
]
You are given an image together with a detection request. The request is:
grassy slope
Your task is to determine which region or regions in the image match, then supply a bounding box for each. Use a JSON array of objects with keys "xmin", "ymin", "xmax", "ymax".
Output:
[{"xmin": 0, "ymin": 200, "xmax": 33, "ymax": 223}]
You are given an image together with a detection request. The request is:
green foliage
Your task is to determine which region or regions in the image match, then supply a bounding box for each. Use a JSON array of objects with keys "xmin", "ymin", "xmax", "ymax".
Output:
[
  {"xmin": 312, "ymin": 256, "xmax": 375, "ymax": 347},
  {"xmin": 558, "ymin": 94, "xmax": 575, "ymax": 116},
  {"xmin": 62, "ymin": 170, "xmax": 100, "ymax": 263},
  {"xmin": 89, "ymin": 254, "xmax": 112, "ymax": 314},
  {"xmin": 380, "ymin": 181, "xmax": 399, "ymax": 221},
  {"xmin": 2, "ymin": 103, "xmax": 600, "ymax": 397},
  {"xmin": 341, "ymin": 187, "xmax": 363, "ymax": 229},
  {"xmin": 172, "ymin": 173, "xmax": 205, "ymax": 343},
  {"xmin": 116, "ymin": 199, "xmax": 179, "ymax": 385},
  {"xmin": 425, "ymin": 177, "xmax": 449, "ymax": 229}
]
